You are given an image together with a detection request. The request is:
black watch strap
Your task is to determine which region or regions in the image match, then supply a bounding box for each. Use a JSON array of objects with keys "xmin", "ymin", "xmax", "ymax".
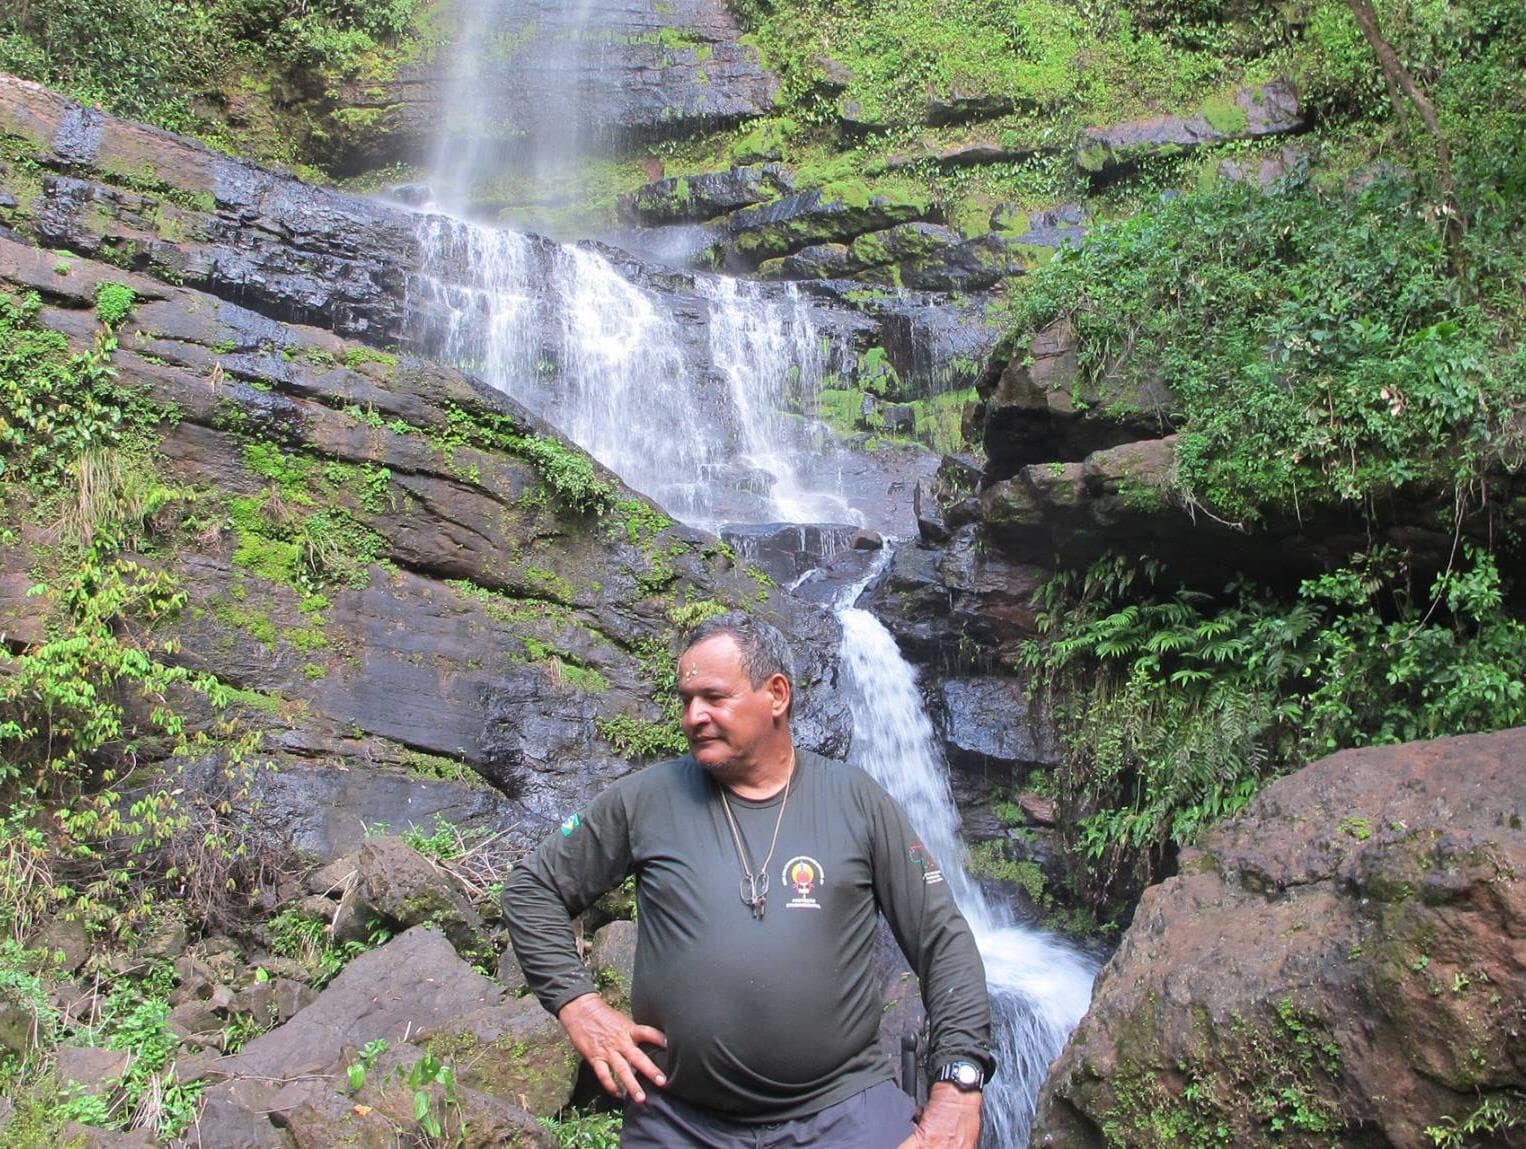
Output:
[{"xmin": 934, "ymin": 1059, "xmax": 984, "ymax": 1092}]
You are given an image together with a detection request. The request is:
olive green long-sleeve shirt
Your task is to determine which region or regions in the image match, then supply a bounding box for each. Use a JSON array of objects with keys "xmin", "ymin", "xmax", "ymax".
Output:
[{"xmin": 503, "ymin": 750, "xmax": 993, "ymax": 1122}]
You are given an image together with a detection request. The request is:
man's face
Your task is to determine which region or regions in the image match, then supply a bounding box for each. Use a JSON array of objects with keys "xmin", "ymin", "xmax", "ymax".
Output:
[{"xmin": 677, "ymin": 634, "xmax": 788, "ymax": 774}]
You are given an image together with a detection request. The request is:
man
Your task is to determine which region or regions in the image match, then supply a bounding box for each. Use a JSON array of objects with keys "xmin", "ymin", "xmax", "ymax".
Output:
[{"xmin": 503, "ymin": 612, "xmax": 992, "ymax": 1148}]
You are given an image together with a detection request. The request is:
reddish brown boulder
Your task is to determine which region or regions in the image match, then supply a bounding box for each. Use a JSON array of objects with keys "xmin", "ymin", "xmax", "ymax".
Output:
[{"xmin": 1033, "ymin": 727, "xmax": 1526, "ymax": 1149}]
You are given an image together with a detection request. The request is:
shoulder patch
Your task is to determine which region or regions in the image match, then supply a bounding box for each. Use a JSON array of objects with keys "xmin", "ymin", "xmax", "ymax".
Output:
[
  {"xmin": 559, "ymin": 813, "xmax": 583, "ymax": 837},
  {"xmin": 909, "ymin": 843, "xmax": 944, "ymax": 884}
]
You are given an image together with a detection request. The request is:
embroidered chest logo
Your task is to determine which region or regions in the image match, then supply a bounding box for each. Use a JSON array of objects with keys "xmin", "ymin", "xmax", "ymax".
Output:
[
  {"xmin": 559, "ymin": 813, "xmax": 582, "ymax": 837},
  {"xmin": 909, "ymin": 844, "xmax": 944, "ymax": 885},
  {"xmin": 781, "ymin": 856, "xmax": 825, "ymax": 909}
]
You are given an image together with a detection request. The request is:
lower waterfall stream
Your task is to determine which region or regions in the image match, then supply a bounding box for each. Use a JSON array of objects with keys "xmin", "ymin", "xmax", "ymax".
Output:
[
  {"xmin": 406, "ymin": 210, "xmax": 1096, "ymax": 1145},
  {"xmin": 837, "ymin": 554, "xmax": 1097, "ymax": 1147}
]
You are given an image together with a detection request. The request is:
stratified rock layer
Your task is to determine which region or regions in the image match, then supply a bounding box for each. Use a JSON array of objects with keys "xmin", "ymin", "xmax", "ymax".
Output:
[{"xmin": 1033, "ymin": 727, "xmax": 1526, "ymax": 1149}]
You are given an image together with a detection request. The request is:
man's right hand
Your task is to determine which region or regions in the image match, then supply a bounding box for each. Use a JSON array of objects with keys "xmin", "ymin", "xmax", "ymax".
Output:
[{"xmin": 557, "ymin": 993, "xmax": 669, "ymax": 1103}]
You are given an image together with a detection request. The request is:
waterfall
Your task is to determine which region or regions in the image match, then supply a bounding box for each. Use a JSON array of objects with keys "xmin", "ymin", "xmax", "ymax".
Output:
[
  {"xmin": 424, "ymin": 0, "xmax": 601, "ymax": 227},
  {"xmin": 835, "ymin": 555, "xmax": 1097, "ymax": 1148},
  {"xmin": 404, "ymin": 7, "xmax": 1096, "ymax": 1141},
  {"xmin": 403, "ymin": 195, "xmax": 1092, "ymax": 1149},
  {"xmin": 407, "ymin": 215, "xmax": 860, "ymax": 529}
]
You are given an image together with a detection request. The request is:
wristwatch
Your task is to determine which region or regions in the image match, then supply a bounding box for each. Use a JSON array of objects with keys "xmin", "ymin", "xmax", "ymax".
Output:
[{"xmin": 934, "ymin": 1059, "xmax": 984, "ymax": 1093}]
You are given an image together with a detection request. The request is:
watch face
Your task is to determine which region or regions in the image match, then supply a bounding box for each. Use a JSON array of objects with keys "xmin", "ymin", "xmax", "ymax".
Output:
[{"xmin": 940, "ymin": 1061, "xmax": 982, "ymax": 1090}]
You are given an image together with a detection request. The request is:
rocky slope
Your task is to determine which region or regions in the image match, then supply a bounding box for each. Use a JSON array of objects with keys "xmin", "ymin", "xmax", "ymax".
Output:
[
  {"xmin": 1032, "ymin": 726, "xmax": 1526, "ymax": 1148},
  {"xmin": 0, "ymin": 73, "xmax": 849, "ymax": 861}
]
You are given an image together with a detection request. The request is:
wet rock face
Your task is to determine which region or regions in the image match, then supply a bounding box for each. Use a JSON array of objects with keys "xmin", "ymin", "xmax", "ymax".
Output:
[
  {"xmin": 0, "ymin": 76, "xmax": 422, "ymax": 341},
  {"xmin": 0, "ymin": 77, "xmax": 859, "ymax": 861},
  {"xmin": 1033, "ymin": 727, "xmax": 1526, "ymax": 1149}
]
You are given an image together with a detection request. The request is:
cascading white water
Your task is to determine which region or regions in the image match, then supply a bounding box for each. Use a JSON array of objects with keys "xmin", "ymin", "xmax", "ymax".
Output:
[
  {"xmin": 425, "ymin": 0, "xmax": 601, "ymax": 227},
  {"xmin": 836, "ymin": 553, "xmax": 1097, "ymax": 1148},
  {"xmin": 407, "ymin": 214, "xmax": 860, "ymax": 528}
]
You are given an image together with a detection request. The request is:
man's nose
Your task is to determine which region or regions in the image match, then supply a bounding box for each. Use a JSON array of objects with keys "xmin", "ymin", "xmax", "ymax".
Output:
[{"xmin": 682, "ymin": 697, "xmax": 708, "ymax": 729}]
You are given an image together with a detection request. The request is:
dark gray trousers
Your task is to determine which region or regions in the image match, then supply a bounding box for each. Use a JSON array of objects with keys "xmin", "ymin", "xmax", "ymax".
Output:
[{"xmin": 621, "ymin": 1079, "xmax": 916, "ymax": 1148}]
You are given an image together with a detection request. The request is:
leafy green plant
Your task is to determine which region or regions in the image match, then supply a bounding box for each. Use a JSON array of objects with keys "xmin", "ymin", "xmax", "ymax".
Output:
[
  {"xmin": 267, "ymin": 908, "xmax": 375, "ymax": 988},
  {"xmin": 540, "ymin": 1109, "xmax": 623, "ymax": 1149},
  {"xmin": 1006, "ymin": 172, "xmax": 1525, "ymax": 529},
  {"xmin": 92, "ymin": 283, "xmax": 135, "ymax": 330},
  {"xmin": 401, "ymin": 813, "xmax": 487, "ymax": 862},
  {"xmin": 345, "ymin": 1037, "xmax": 390, "ymax": 1091},
  {"xmin": 438, "ymin": 404, "xmax": 613, "ymax": 514},
  {"xmin": 1024, "ymin": 546, "xmax": 1526, "ymax": 903},
  {"xmin": 1426, "ymin": 1090, "xmax": 1526, "ymax": 1147},
  {"xmin": 595, "ymin": 714, "xmax": 686, "ymax": 761}
]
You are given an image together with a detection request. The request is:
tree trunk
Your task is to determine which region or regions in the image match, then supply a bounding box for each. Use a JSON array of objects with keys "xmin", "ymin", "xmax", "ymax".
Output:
[{"xmin": 1345, "ymin": 0, "xmax": 1466, "ymax": 278}]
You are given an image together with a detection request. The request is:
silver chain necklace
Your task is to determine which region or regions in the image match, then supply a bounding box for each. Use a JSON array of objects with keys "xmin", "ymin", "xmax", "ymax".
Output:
[{"xmin": 717, "ymin": 760, "xmax": 793, "ymax": 921}]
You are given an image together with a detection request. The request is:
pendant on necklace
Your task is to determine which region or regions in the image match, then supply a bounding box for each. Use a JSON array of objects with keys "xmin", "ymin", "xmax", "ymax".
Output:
[{"xmin": 740, "ymin": 873, "xmax": 770, "ymax": 920}]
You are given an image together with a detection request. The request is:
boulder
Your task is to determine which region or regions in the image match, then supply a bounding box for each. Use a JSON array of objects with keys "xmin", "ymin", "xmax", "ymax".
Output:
[
  {"xmin": 210, "ymin": 926, "xmax": 504, "ymax": 1082},
  {"xmin": 55, "ymin": 1045, "xmax": 131, "ymax": 1098},
  {"xmin": 230, "ymin": 977, "xmax": 318, "ymax": 1029},
  {"xmin": 621, "ymin": 164, "xmax": 794, "ymax": 224},
  {"xmin": 420, "ymin": 997, "xmax": 579, "ymax": 1118},
  {"xmin": 0, "ymin": 994, "xmax": 42, "ymax": 1061},
  {"xmin": 188, "ymin": 1081, "xmax": 296, "ymax": 1148},
  {"xmin": 725, "ymin": 186, "xmax": 937, "ymax": 264},
  {"xmin": 589, "ymin": 920, "xmax": 638, "ymax": 1010},
  {"xmin": 861, "ymin": 232, "xmax": 1034, "ymax": 292},
  {"xmin": 1033, "ymin": 727, "xmax": 1526, "ymax": 1149},
  {"xmin": 330, "ymin": 837, "xmax": 485, "ymax": 958},
  {"xmin": 1077, "ymin": 81, "xmax": 1306, "ymax": 179},
  {"xmin": 26, "ymin": 916, "xmax": 91, "ymax": 974}
]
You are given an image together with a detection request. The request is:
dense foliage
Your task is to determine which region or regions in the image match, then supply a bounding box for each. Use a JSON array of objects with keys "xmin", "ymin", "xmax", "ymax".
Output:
[
  {"xmin": 1008, "ymin": 171, "xmax": 1525, "ymax": 525},
  {"xmin": 0, "ymin": 0, "xmax": 426, "ymax": 155},
  {"xmin": 1025, "ymin": 548, "xmax": 1526, "ymax": 901},
  {"xmin": 1006, "ymin": 0, "xmax": 1526, "ymax": 909}
]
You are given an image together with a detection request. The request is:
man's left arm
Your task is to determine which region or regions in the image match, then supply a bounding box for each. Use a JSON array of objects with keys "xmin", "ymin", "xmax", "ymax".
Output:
[{"xmin": 866, "ymin": 784, "xmax": 993, "ymax": 1149}]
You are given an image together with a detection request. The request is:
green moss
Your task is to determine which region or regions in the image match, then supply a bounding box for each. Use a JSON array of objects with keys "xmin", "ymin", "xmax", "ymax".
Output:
[
  {"xmin": 596, "ymin": 714, "xmax": 686, "ymax": 760},
  {"xmin": 402, "ymin": 749, "xmax": 485, "ymax": 787},
  {"xmin": 1200, "ymin": 94, "xmax": 1248, "ymax": 135},
  {"xmin": 343, "ymin": 345, "xmax": 399, "ymax": 370},
  {"xmin": 228, "ymin": 496, "xmax": 303, "ymax": 585},
  {"xmin": 523, "ymin": 565, "xmax": 574, "ymax": 603},
  {"xmin": 213, "ymin": 599, "xmax": 278, "ymax": 647}
]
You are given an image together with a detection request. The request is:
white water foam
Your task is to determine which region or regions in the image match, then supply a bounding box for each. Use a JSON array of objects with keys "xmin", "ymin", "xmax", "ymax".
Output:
[
  {"xmin": 836, "ymin": 554, "xmax": 1096, "ymax": 1147},
  {"xmin": 407, "ymin": 214, "xmax": 860, "ymax": 528}
]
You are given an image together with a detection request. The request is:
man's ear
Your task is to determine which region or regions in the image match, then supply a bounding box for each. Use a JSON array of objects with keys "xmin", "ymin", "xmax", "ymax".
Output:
[{"xmin": 766, "ymin": 673, "xmax": 792, "ymax": 718}]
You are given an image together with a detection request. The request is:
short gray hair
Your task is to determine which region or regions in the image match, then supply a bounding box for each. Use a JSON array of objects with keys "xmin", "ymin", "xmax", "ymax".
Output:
[{"xmin": 681, "ymin": 611, "xmax": 796, "ymax": 691}]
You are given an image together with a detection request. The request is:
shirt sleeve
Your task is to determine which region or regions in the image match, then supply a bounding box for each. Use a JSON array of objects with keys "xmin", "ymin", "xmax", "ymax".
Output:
[
  {"xmin": 866, "ymin": 780, "xmax": 995, "ymax": 1079},
  {"xmin": 502, "ymin": 780, "xmax": 636, "ymax": 1017}
]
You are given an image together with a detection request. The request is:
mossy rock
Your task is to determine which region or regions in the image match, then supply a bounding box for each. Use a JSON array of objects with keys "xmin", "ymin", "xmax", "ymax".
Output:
[{"xmin": 423, "ymin": 1004, "xmax": 579, "ymax": 1118}]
